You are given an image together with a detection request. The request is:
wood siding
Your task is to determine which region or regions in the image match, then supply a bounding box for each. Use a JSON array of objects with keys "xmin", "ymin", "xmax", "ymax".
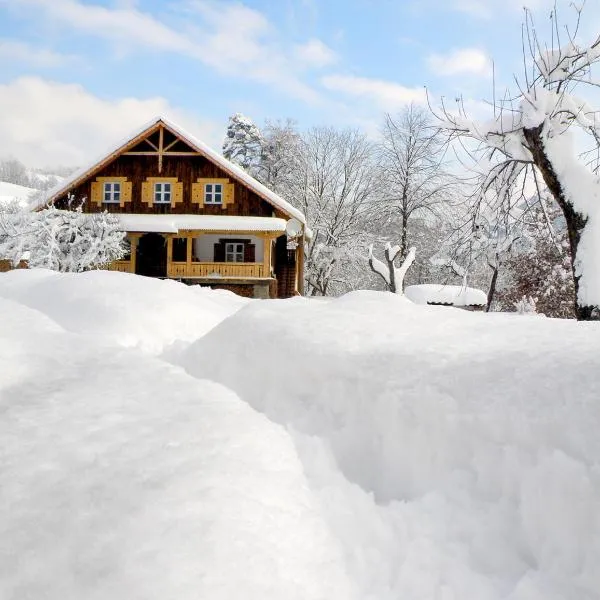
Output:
[{"xmin": 54, "ymin": 154, "xmax": 283, "ymax": 219}]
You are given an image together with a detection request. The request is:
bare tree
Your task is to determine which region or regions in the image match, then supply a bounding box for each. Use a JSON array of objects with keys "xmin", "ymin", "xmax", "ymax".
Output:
[
  {"xmin": 434, "ymin": 3, "xmax": 600, "ymax": 319},
  {"xmin": 378, "ymin": 105, "xmax": 455, "ymax": 259},
  {"xmin": 290, "ymin": 127, "xmax": 378, "ymax": 296}
]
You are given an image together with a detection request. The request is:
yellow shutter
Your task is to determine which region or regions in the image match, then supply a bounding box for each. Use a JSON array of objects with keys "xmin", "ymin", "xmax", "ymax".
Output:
[
  {"xmin": 121, "ymin": 181, "xmax": 132, "ymax": 206},
  {"xmin": 174, "ymin": 182, "xmax": 183, "ymax": 205},
  {"xmin": 191, "ymin": 182, "xmax": 203, "ymax": 204},
  {"xmin": 91, "ymin": 181, "xmax": 102, "ymax": 205},
  {"xmin": 223, "ymin": 182, "xmax": 234, "ymax": 208},
  {"xmin": 141, "ymin": 181, "xmax": 153, "ymax": 206}
]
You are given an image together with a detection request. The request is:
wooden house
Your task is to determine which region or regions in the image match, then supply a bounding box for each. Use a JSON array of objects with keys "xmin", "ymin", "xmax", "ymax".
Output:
[{"xmin": 35, "ymin": 116, "xmax": 307, "ymax": 299}]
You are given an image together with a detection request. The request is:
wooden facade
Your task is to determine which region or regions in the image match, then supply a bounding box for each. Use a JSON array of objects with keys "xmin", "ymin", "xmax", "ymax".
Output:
[{"xmin": 43, "ymin": 117, "xmax": 307, "ymax": 299}]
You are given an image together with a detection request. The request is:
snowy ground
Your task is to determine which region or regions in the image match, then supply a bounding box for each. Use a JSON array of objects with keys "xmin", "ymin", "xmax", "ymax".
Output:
[{"xmin": 1, "ymin": 270, "xmax": 599, "ymax": 600}]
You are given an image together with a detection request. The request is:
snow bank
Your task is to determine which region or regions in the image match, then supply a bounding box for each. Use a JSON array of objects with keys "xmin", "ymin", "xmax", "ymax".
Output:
[
  {"xmin": 0, "ymin": 269, "xmax": 247, "ymax": 353},
  {"xmin": 405, "ymin": 283, "xmax": 487, "ymax": 306},
  {"xmin": 0, "ymin": 288, "xmax": 356, "ymax": 600},
  {"xmin": 179, "ymin": 290, "xmax": 600, "ymax": 600},
  {"xmin": 2, "ymin": 271, "xmax": 599, "ymax": 600}
]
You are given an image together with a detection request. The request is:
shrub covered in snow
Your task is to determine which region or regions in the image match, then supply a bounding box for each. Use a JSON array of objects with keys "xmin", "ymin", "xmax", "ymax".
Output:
[{"xmin": 0, "ymin": 205, "xmax": 127, "ymax": 272}]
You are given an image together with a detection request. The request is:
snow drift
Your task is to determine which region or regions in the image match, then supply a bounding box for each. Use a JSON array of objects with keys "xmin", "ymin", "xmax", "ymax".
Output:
[
  {"xmin": 1, "ymin": 270, "xmax": 599, "ymax": 600},
  {"xmin": 180, "ymin": 291, "xmax": 600, "ymax": 600}
]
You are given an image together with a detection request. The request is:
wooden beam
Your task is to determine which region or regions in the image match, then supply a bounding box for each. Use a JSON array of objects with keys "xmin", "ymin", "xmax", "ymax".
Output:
[
  {"xmin": 163, "ymin": 138, "xmax": 179, "ymax": 152},
  {"xmin": 158, "ymin": 126, "xmax": 164, "ymax": 174},
  {"xmin": 186, "ymin": 234, "xmax": 193, "ymax": 268},
  {"xmin": 130, "ymin": 236, "xmax": 138, "ymax": 274},
  {"xmin": 144, "ymin": 138, "xmax": 159, "ymax": 151},
  {"xmin": 264, "ymin": 237, "xmax": 272, "ymax": 278},
  {"xmin": 123, "ymin": 151, "xmax": 202, "ymax": 156}
]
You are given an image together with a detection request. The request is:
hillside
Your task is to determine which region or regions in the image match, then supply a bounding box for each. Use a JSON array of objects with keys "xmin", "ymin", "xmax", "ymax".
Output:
[
  {"xmin": 1, "ymin": 270, "xmax": 599, "ymax": 600},
  {"xmin": 0, "ymin": 180, "xmax": 37, "ymax": 209}
]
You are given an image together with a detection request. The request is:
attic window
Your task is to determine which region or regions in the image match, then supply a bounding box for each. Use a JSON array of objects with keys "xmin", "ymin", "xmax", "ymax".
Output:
[
  {"xmin": 103, "ymin": 182, "xmax": 121, "ymax": 204},
  {"xmin": 205, "ymin": 183, "xmax": 223, "ymax": 204},
  {"xmin": 154, "ymin": 182, "xmax": 171, "ymax": 204}
]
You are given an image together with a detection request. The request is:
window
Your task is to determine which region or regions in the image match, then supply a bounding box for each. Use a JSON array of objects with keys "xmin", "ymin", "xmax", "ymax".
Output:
[
  {"xmin": 204, "ymin": 183, "xmax": 223, "ymax": 204},
  {"xmin": 154, "ymin": 182, "xmax": 172, "ymax": 204},
  {"xmin": 225, "ymin": 242, "xmax": 244, "ymax": 262},
  {"xmin": 103, "ymin": 182, "xmax": 121, "ymax": 204}
]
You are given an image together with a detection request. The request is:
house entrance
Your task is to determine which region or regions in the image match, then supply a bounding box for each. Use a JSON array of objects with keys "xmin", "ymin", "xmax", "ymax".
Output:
[{"xmin": 135, "ymin": 233, "xmax": 167, "ymax": 278}]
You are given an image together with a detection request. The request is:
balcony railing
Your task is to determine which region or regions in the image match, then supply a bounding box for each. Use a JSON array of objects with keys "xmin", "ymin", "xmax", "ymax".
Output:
[
  {"xmin": 103, "ymin": 260, "xmax": 134, "ymax": 273},
  {"xmin": 168, "ymin": 261, "xmax": 268, "ymax": 279}
]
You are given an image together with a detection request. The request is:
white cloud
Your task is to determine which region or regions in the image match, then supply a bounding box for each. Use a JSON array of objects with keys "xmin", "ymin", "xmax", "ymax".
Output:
[
  {"xmin": 0, "ymin": 77, "xmax": 222, "ymax": 168},
  {"xmin": 428, "ymin": 48, "xmax": 492, "ymax": 77},
  {"xmin": 293, "ymin": 39, "xmax": 337, "ymax": 68},
  {"xmin": 0, "ymin": 39, "xmax": 75, "ymax": 68},
  {"xmin": 7, "ymin": 0, "xmax": 320, "ymax": 103},
  {"xmin": 321, "ymin": 74, "xmax": 426, "ymax": 112}
]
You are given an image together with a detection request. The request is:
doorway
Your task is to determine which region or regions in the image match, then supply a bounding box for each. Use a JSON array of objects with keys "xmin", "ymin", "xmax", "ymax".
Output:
[{"xmin": 135, "ymin": 233, "xmax": 167, "ymax": 278}]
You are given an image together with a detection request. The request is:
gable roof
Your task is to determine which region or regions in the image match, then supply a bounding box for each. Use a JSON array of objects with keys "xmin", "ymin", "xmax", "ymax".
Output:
[{"xmin": 34, "ymin": 116, "xmax": 306, "ymax": 225}]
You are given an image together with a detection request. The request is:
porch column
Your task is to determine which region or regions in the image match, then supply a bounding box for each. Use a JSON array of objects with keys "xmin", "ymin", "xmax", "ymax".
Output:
[
  {"xmin": 186, "ymin": 234, "xmax": 193, "ymax": 270},
  {"xmin": 263, "ymin": 234, "xmax": 273, "ymax": 278},
  {"xmin": 166, "ymin": 235, "xmax": 173, "ymax": 278},
  {"xmin": 129, "ymin": 234, "xmax": 140, "ymax": 274}
]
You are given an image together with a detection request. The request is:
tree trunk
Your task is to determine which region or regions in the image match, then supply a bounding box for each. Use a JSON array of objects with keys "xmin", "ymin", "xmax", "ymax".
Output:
[
  {"xmin": 486, "ymin": 263, "xmax": 499, "ymax": 312},
  {"xmin": 523, "ymin": 124, "xmax": 597, "ymax": 320}
]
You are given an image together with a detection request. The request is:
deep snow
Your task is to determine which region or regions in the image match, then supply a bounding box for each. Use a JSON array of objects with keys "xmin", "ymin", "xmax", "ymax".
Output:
[{"xmin": 1, "ymin": 270, "xmax": 599, "ymax": 600}]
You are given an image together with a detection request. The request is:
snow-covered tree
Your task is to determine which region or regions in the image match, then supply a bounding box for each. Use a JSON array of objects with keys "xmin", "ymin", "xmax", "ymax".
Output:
[
  {"xmin": 289, "ymin": 127, "xmax": 379, "ymax": 296},
  {"xmin": 0, "ymin": 205, "xmax": 127, "ymax": 272},
  {"xmin": 378, "ymin": 105, "xmax": 456, "ymax": 260},
  {"xmin": 368, "ymin": 244, "xmax": 416, "ymax": 293},
  {"xmin": 0, "ymin": 158, "xmax": 30, "ymax": 187},
  {"xmin": 222, "ymin": 113, "xmax": 264, "ymax": 174},
  {"xmin": 257, "ymin": 119, "xmax": 302, "ymax": 194},
  {"xmin": 435, "ymin": 4, "xmax": 600, "ymax": 319}
]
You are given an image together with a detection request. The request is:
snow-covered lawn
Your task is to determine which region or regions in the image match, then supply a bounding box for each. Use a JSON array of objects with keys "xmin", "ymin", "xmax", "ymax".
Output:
[{"xmin": 1, "ymin": 270, "xmax": 599, "ymax": 600}]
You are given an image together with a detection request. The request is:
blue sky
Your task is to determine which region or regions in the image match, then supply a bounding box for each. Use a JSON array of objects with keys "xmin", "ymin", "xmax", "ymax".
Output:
[{"xmin": 1, "ymin": 0, "xmax": 599, "ymax": 167}]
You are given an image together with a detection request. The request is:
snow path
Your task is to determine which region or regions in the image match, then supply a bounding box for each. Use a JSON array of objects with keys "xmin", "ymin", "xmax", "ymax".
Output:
[
  {"xmin": 0, "ymin": 278, "xmax": 356, "ymax": 600},
  {"xmin": 1, "ymin": 272, "xmax": 600, "ymax": 600}
]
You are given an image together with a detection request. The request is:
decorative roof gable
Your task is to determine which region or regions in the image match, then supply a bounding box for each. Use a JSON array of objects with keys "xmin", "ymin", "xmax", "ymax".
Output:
[{"xmin": 36, "ymin": 116, "xmax": 306, "ymax": 225}]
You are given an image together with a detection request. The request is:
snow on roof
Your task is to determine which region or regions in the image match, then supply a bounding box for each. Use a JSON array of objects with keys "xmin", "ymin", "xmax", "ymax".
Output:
[
  {"xmin": 117, "ymin": 214, "xmax": 288, "ymax": 234},
  {"xmin": 35, "ymin": 116, "xmax": 307, "ymax": 226},
  {"xmin": 0, "ymin": 181, "xmax": 37, "ymax": 209},
  {"xmin": 405, "ymin": 284, "xmax": 487, "ymax": 307}
]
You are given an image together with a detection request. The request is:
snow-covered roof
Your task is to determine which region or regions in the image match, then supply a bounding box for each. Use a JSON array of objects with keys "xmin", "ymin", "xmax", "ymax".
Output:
[
  {"xmin": 405, "ymin": 284, "xmax": 487, "ymax": 307},
  {"xmin": 35, "ymin": 116, "xmax": 307, "ymax": 226},
  {"xmin": 117, "ymin": 214, "xmax": 287, "ymax": 234},
  {"xmin": 0, "ymin": 181, "xmax": 37, "ymax": 209}
]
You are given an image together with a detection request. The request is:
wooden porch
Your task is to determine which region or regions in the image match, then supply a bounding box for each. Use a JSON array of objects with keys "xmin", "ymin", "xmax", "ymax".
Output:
[{"xmin": 103, "ymin": 230, "xmax": 276, "ymax": 281}]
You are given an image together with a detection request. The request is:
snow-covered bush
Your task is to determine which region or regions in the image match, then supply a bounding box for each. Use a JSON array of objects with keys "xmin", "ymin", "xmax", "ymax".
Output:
[
  {"xmin": 515, "ymin": 295, "xmax": 537, "ymax": 315},
  {"xmin": 0, "ymin": 206, "xmax": 127, "ymax": 272}
]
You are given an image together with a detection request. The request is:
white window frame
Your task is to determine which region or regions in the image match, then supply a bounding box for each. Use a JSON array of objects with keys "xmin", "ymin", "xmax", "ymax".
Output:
[
  {"xmin": 103, "ymin": 182, "xmax": 121, "ymax": 204},
  {"xmin": 225, "ymin": 242, "xmax": 244, "ymax": 263},
  {"xmin": 154, "ymin": 182, "xmax": 172, "ymax": 204},
  {"xmin": 204, "ymin": 183, "xmax": 223, "ymax": 205}
]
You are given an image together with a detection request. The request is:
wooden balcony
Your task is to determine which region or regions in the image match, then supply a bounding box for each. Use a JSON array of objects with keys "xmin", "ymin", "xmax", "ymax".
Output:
[{"xmin": 168, "ymin": 261, "xmax": 268, "ymax": 279}]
